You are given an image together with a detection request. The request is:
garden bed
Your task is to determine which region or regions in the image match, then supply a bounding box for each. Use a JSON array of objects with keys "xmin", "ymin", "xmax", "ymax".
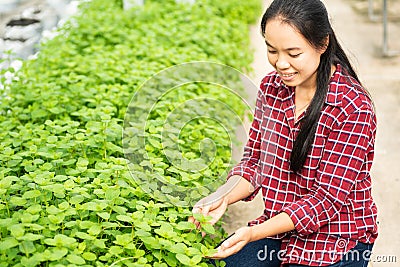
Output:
[{"xmin": 0, "ymin": 0, "xmax": 261, "ymax": 266}]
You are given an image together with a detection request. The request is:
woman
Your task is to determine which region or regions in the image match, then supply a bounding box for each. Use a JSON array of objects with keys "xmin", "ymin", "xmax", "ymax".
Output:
[{"xmin": 189, "ymin": 0, "xmax": 378, "ymax": 266}]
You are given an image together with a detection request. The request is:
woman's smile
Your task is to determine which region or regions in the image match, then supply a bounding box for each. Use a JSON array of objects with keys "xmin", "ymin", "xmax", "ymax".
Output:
[{"xmin": 279, "ymin": 72, "xmax": 298, "ymax": 81}]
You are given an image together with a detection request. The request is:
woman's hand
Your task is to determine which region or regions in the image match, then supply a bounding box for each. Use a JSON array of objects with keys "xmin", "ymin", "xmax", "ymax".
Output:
[
  {"xmin": 188, "ymin": 193, "xmax": 229, "ymax": 230},
  {"xmin": 210, "ymin": 226, "xmax": 253, "ymax": 259}
]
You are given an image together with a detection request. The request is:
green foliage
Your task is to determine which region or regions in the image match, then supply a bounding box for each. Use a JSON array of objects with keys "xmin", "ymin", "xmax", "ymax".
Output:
[{"xmin": 0, "ymin": 0, "xmax": 260, "ymax": 266}]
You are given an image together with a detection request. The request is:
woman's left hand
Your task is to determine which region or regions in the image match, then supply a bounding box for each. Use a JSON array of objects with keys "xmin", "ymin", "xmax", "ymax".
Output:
[{"xmin": 209, "ymin": 226, "xmax": 253, "ymax": 259}]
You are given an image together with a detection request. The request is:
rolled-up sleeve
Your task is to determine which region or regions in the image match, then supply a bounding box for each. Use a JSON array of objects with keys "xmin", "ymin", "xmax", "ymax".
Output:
[
  {"xmin": 282, "ymin": 107, "xmax": 375, "ymax": 236},
  {"xmin": 226, "ymin": 87, "xmax": 266, "ymax": 200}
]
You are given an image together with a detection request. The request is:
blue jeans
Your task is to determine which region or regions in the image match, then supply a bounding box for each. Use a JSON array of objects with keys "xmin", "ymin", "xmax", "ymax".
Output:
[{"xmin": 214, "ymin": 238, "xmax": 373, "ymax": 267}]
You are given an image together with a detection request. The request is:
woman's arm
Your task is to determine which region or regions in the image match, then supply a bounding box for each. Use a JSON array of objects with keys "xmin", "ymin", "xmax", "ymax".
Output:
[
  {"xmin": 250, "ymin": 212, "xmax": 295, "ymax": 241},
  {"xmin": 215, "ymin": 175, "xmax": 256, "ymax": 205},
  {"xmin": 190, "ymin": 83, "xmax": 271, "ymax": 225},
  {"xmin": 211, "ymin": 212, "xmax": 295, "ymax": 259},
  {"xmin": 189, "ymin": 176, "xmax": 255, "ymax": 227},
  {"xmin": 211, "ymin": 107, "xmax": 376, "ymax": 259}
]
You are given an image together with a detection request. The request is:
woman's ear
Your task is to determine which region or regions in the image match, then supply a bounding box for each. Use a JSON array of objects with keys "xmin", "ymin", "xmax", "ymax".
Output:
[{"xmin": 319, "ymin": 35, "xmax": 329, "ymax": 54}]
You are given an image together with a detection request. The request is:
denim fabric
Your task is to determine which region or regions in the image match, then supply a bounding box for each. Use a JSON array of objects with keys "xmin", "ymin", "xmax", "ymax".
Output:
[
  {"xmin": 213, "ymin": 238, "xmax": 373, "ymax": 267},
  {"xmin": 214, "ymin": 238, "xmax": 282, "ymax": 267}
]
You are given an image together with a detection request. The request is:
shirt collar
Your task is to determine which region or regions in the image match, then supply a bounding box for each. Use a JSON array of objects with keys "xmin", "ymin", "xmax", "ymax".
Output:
[{"xmin": 274, "ymin": 63, "xmax": 344, "ymax": 107}]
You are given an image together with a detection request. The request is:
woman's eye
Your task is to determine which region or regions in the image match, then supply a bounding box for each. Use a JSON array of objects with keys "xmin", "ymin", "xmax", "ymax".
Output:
[
  {"xmin": 290, "ymin": 53, "xmax": 302, "ymax": 58},
  {"xmin": 268, "ymin": 50, "xmax": 277, "ymax": 54}
]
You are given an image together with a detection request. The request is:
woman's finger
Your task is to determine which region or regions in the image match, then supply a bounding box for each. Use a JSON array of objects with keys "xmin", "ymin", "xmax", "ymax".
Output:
[
  {"xmin": 210, "ymin": 241, "xmax": 244, "ymax": 259},
  {"xmin": 220, "ymin": 233, "xmax": 240, "ymax": 250}
]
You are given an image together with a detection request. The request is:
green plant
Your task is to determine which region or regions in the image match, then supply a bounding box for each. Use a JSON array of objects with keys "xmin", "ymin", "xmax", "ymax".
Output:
[{"xmin": 0, "ymin": 0, "xmax": 261, "ymax": 266}]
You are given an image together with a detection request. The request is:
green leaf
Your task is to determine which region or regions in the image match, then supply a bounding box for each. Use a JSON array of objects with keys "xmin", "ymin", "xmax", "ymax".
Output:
[
  {"xmin": 0, "ymin": 237, "xmax": 19, "ymax": 250},
  {"xmin": 88, "ymin": 225, "xmax": 102, "ymax": 236},
  {"xmin": 93, "ymin": 239, "xmax": 106, "ymax": 249},
  {"xmin": 9, "ymin": 224, "xmax": 25, "ymax": 238},
  {"xmin": 22, "ymin": 190, "xmax": 41, "ymax": 199},
  {"xmin": 114, "ymin": 233, "xmax": 133, "ymax": 246},
  {"xmin": 0, "ymin": 218, "xmax": 13, "ymax": 227},
  {"xmin": 193, "ymin": 213, "xmax": 213, "ymax": 223},
  {"xmin": 75, "ymin": 231, "xmax": 95, "ymax": 240},
  {"xmin": 70, "ymin": 195, "xmax": 85, "ymax": 205},
  {"xmin": 176, "ymin": 254, "xmax": 191, "ymax": 265},
  {"xmin": 170, "ymin": 243, "xmax": 187, "ymax": 254},
  {"xmin": 44, "ymin": 234, "xmax": 76, "ymax": 247},
  {"xmin": 48, "ymin": 247, "xmax": 68, "ymax": 261},
  {"xmin": 201, "ymin": 223, "xmax": 215, "ymax": 235},
  {"xmin": 109, "ymin": 246, "xmax": 124, "ymax": 255},
  {"xmin": 19, "ymin": 240, "xmax": 36, "ymax": 254},
  {"xmin": 26, "ymin": 204, "xmax": 43, "ymax": 214},
  {"xmin": 10, "ymin": 196, "xmax": 27, "ymax": 206},
  {"xmin": 153, "ymin": 263, "xmax": 167, "ymax": 267},
  {"xmin": 105, "ymin": 187, "xmax": 120, "ymax": 200},
  {"xmin": 31, "ymin": 109, "xmax": 48, "ymax": 119},
  {"xmin": 176, "ymin": 221, "xmax": 196, "ymax": 231},
  {"xmin": 76, "ymin": 157, "xmax": 89, "ymax": 167},
  {"xmin": 21, "ymin": 213, "xmax": 40, "ymax": 223},
  {"xmin": 140, "ymin": 237, "xmax": 161, "ymax": 249},
  {"xmin": 190, "ymin": 255, "xmax": 203, "ymax": 265},
  {"xmin": 66, "ymin": 253, "xmax": 86, "ymax": 265},
  {"xmin": 136, "ymin": 221, "xmax": 151, "ymax": 231},
  {"xmin": 20, "ymin": 253, "xmax": 42, "ymax": 267},
  {"xmin": 82, "ymin": 252, "xmax": 97, "ymax": 261},
  {"xmin": 48, "ymin": 214, "xmax": 65, "ymax": 224},
  {"xmin": 97, "ymin": 212, "xmax": 110, "ymax": 220},
  {"xmin": 20, "ymin": 233, "xmax": 44, "ymax": 241},
  {"xmin": 165, "ymin": 252, "xmax": 178, "ymax": 267},
  {"xmin": 116, "ymin": 214, "xmax": 133, "ymax": 223}
]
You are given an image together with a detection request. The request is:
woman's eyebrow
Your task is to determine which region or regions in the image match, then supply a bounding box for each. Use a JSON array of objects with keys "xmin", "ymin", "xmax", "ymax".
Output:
[
  {"xmin": 265, "ymin": 40, "xmax": 301, "ymax": 51},
  {"xmin": 265, "ymin": 40, "xmax": 274, "ymax": 48}
]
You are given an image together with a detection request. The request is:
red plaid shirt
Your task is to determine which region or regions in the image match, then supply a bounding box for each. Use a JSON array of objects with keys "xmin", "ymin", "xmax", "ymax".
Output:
[{"xmin": 228, "ymin": 64, "xmax": 378, "ymax": 266}]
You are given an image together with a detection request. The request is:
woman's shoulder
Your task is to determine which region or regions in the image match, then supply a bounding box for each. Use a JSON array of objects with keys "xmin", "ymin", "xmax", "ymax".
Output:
[{"xmin": 333, "ymin": 65, "xmax": 374, "ymax": 115}]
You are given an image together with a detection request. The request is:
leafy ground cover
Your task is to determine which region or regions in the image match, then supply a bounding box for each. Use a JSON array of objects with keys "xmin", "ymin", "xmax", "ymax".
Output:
[{"xmin": 0, "ymin": 0, "xmax": 260, "ymax": 266}]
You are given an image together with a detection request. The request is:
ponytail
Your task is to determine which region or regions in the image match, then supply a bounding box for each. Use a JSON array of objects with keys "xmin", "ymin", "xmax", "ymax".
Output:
[{"xmin": 290, "ymin": 32, "xmax": 366, "ymax": 172}]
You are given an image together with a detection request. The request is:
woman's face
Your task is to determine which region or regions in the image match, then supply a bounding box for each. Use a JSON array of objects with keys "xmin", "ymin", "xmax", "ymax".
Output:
[{"xmin": 265, "ymin": 18, "xmax": 325, "ymax": 91}]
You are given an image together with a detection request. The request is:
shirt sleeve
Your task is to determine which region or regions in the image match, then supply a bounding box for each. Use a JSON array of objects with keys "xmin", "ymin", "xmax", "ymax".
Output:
[
  {"xmin": 226, "ymin": 86, "xmax": 266, "ymax": 201},
  {"xmin": 281, "ymin": 107, "xmax": 375, "ymax": 236}
]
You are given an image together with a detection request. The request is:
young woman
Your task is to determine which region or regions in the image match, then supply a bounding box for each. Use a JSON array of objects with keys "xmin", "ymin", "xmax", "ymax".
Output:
[{"xmin": 189, "ymin": 0, "xmax": 378, "ymax": 266}]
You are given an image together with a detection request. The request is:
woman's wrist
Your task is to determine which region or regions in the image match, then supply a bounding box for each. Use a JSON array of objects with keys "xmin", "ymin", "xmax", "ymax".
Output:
[
  {"xmin": 218, "ymin": 175, "xmax": 255, "ymax": 205},
  {"xmin": 248, "ymin": 225, "xmax": 256, "ymax": 243},
  {"xmin": 249, "ymin": 223, "xmax": 266, "ymax": 243},
  {"xmin": 248, "ymin": 212, "xmax": 296, "ymax": 242}
]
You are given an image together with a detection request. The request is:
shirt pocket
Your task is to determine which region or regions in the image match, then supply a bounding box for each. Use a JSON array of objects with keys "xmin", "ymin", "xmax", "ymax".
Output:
[{"xmin": 300, "ymin": 131, "xmax": 329, "ymax": 180}]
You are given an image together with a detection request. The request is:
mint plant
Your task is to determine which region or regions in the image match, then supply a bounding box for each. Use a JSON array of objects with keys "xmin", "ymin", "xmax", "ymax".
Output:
[{"xmin": 0, "ymin": 0, "xmax": 260, "ymax": 266}]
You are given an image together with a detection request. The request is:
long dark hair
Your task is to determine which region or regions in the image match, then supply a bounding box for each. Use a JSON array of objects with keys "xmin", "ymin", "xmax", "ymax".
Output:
[{"xmin": 261, "ymin": 0, "xmax": 361, "ymax": 173}]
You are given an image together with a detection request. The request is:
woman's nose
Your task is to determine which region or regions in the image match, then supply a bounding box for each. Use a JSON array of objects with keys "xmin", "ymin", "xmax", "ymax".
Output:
[{"xmin": 276, "ymin": 56, "xmax": 290, "ymax": 69}]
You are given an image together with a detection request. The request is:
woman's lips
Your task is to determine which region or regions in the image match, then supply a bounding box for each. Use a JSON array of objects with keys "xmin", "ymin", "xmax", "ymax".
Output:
[{"xmin": 280, "ymin": 72, "xmax": 297, "ymax": 82}]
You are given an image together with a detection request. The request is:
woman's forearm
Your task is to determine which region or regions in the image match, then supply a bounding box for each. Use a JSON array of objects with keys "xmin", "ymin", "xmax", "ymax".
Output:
[
  {"xmin": 215, "ymin": 177, "xmax": 295, "ymax": 240},
  {"xmin": 216, "ymin": 175, "xmax": 255, "ymax": 205},
  {"xmin": 250, "ymin": 212, "xmax": 295, "ymax": 242}
]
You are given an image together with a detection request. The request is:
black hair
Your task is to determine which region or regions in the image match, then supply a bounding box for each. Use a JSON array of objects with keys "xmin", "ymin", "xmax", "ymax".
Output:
[{"xmin": 261, "ymin": 0, "xmax": 363, "ymax": 173}]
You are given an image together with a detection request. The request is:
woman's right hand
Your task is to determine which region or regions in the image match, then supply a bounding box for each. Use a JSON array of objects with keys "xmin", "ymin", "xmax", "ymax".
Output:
[{"xmin": 188, "ymin": 193, "xmax": 229, "ymax": 230}]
